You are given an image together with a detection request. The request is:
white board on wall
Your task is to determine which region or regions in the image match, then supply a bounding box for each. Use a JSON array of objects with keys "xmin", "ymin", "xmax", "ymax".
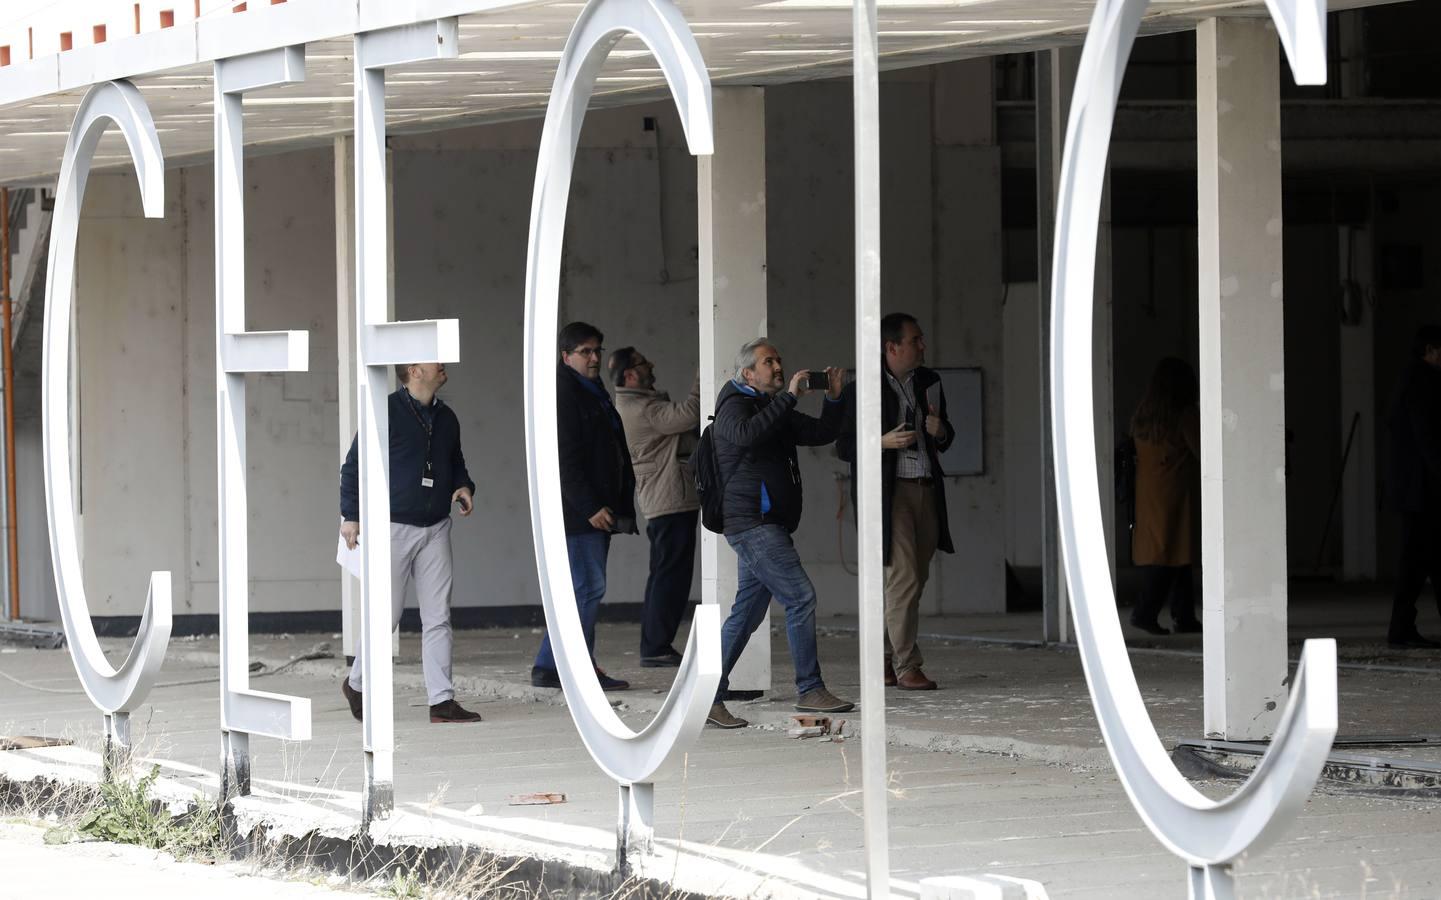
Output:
[{"xmin": 933, "ymin": 367, "xmax": 984, "ymax": 477}]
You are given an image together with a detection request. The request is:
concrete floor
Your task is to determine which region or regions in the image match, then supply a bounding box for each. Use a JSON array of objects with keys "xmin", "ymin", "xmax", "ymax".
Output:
[{"xmin": 1, "ymin": 600, "xmax": 1440, "ymax": 898}]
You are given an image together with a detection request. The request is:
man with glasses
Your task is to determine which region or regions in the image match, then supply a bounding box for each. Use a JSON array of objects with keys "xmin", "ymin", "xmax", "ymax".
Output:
[
  {"xmin": 838, "ymin": 312, "xmax": 954, "ymax": 691},
  {"xmin": 609, "ymin": 347, "xmax": 701, "ymax": 668},
  {"xmin": 531, "ymin": 322, "xmax": 635, "ymax": 691}
]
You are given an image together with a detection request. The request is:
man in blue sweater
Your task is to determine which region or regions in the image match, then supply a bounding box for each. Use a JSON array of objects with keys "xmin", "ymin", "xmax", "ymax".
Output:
[{"xmin": 338, "ymin": 362, "xmax": 481, "ymax": 724}]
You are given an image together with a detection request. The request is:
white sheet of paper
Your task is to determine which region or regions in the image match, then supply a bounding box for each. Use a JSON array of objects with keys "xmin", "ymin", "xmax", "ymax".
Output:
[{"xmin": 336, "ymin": 522, "xmax": 362, "ymax": 579}]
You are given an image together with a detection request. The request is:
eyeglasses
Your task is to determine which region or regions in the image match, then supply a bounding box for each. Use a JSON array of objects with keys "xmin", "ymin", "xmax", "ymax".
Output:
[{"xmin": 569, "ymin": 346, "xmax": 604, "ymax": 359}]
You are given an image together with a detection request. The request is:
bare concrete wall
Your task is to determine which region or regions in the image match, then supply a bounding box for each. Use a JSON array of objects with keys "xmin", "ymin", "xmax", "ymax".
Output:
[{"xmin": 62, "ymin": 70, "xmax": 1018, "ymax": 624}]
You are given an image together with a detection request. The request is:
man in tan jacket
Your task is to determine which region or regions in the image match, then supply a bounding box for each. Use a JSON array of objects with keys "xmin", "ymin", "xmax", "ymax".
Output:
[{"xmin": 609, "ymin": 347, "xmax": 701, "ymax": 667}]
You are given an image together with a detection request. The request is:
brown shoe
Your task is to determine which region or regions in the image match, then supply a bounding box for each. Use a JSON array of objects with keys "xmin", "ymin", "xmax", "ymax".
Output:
[
  {"xmin": 429, "ymin": 699, "xmax": 483, "ymax": 723},
  {"xmin": 795, "ymin": 687, "xmax": 855, "ymax": 713},
  {"xmin": 340, "ymin": 678, "xmax": 363, "ymax": 721},
  {"xmin": 884, "ymin": 661, "xmax": 897, "ymax": 687},
  {"xmin": 897, "ymin": 668, "xmax": 938, "ymax": 691},
  {"xmin": 706, "ymin": 702, "xmax": 748, "ymax": 729}
]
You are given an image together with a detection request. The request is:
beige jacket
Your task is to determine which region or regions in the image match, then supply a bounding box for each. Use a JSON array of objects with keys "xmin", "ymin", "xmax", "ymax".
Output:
[{"xmin": 615, "ymin": 377, "xmax": 701, "ymax": 519}]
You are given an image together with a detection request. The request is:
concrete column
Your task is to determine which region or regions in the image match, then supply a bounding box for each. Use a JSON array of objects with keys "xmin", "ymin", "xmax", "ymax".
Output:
[
  {"xmin": 1037, "ymin": 47, "xmax": 1114, "ymax": 642},
  {"xmin": 335, "ymin": 136, "xmax": 362, "ymax": 661},
  {"xmin": 1338, "ymin": 224, "xmax": 1376, "ymax": 579},
  {"xmin": 1197, "ymin": 18, "xmax": 1288, "ymax": 740},
  {"xmin": 698, "ymin": 86, "xmax": 769, "ymax": 694}
]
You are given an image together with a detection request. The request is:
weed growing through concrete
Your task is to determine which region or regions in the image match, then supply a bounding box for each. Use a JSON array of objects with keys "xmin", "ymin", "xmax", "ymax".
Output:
[{"xmin": 58, "ymin": 764, "xmax": 224, "ymax": 859}]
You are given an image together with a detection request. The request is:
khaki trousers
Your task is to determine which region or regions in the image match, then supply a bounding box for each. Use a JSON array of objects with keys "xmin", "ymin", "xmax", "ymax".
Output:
[{"xmin": 884, "ymin": 480, "xmax": 938, "ymax": 675}]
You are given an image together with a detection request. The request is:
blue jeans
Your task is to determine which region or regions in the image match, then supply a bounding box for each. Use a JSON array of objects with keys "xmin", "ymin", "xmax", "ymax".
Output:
[
  {"xmin": 716, "ymin": 524, "xmax": 823, "ymax": 699},
  {"xmin": 535, "ymin": 531, "xmax": 610, "ymax": 670}
]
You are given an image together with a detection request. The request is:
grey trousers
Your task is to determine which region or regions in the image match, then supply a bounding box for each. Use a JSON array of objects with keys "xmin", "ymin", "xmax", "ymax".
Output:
[{"xmin": 347, "ymin": 518, "xmax": 455, "ymax": 705}]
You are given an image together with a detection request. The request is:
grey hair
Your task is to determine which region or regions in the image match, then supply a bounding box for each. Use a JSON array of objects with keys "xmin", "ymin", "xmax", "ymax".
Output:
[{"xmin": 734, "ymin": 338, "xmax": 774, "ymax": 381}]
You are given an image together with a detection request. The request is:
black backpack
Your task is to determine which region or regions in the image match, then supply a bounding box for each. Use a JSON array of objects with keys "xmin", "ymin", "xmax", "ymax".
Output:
[{"xmin": 693, "ymin": 416, "xmax": 729, "ymax": 534}]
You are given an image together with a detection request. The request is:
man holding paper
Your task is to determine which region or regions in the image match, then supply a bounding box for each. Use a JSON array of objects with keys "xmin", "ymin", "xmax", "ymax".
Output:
[
  {"xmin": 338, "ymin": 361, "xmax": 482, "ymax": 724},
  {"xmin": 838, "ymin": 312, "xmax": 954, "ymax": 691}
]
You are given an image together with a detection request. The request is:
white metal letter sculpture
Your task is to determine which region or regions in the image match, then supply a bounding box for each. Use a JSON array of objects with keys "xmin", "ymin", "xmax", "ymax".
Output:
[
  {"xmin": 214, "ymin": 46, "xmax": 314, "ymax": 801},
  {"xmin": 522, "ymin": 0, "xmax": 721, "ymax": 870},
  {"xmin": 42, "ymin": 80, "xmax": 173, "ymax": 778},
  {"xmin": 352, "ymin": 19, "xmax": 462, "ymax": 824},
  {"xmin": 1049, "ymin": 2, "xmax": 1335, "ymax": 898}
]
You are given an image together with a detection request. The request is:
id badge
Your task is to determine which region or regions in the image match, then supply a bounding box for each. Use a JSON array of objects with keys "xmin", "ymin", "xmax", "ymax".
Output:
[{"xmin": 420, "ymin": 477, "xmax": 435, "ymax": 489}]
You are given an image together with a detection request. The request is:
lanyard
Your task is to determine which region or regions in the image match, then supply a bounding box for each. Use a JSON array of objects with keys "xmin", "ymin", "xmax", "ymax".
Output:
[{"xmin": 404, "ymin": 393, "xmax": 434, "ymax": 476}]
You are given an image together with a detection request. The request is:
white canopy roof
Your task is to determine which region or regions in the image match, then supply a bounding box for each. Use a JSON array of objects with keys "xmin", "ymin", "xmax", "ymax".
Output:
[{"xmin": 0, "ymin": 0, "xmax": 1374, "ymax": 185}]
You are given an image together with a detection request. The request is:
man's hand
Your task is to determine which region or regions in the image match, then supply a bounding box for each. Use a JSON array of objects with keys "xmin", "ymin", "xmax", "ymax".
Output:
[
  {"xmin": 340, "ymin": 520, "xmax": 360, "ymax": 550},
  {"xmin": 925, "ymin": 414, "xmax": 945, "ymax": 439},
  {"xmin": 881, "ymin": 424, "xmax": 918, "ymax": 451},
  {"xmin": 589, "ymin": 506, "xmax": 616, "ymax": 532},
  {"xmin": 826, "ymin": 366, "xmax": 845, "ymax": 401},
  {"xmin": 787, "ymin": 369, "xmax": 810, "ymax": 398},
  {"xmin": 452, "ymin": 486, "xmax": 474, "ymax": 516}
]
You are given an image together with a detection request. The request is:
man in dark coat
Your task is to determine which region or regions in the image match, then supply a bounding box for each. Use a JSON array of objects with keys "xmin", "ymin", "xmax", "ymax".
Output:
[
  {"xmin": 339, "ymin": 362, "xmax": 482, "ymax": 724},
  {"xmin": 705, "ymin": 339, "xmax": 851, "ymax": 729},
  {"xmin": 838, "ymin": 312, "xmax": 954, "ymax": 690},
  {"xmin": 531, "ymin": 322, "xmax": 637, "ymax": 690},
  {"xmin": 1387, "ymin": 324, "xmax": 1441, "ymax": 649}
]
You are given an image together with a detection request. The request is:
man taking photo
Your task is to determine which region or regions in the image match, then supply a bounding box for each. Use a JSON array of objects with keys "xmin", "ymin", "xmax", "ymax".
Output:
[{"xmin": 706, "ymin": 338, "xmax": 852, "ymax": 729}]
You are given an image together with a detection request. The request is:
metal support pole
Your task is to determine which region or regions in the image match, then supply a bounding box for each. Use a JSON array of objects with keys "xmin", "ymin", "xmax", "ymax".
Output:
[
  {"xmin": 616, "ymin": 781, "xmax": 654, "ymax": 878},
  {"xmin": 1188, "ymin": 863, "xmax": 1235, "ymax": 900},
  {"xmin": 220, "ymin": 729, "xmax": 250, "ymax": 799},
  {"xmin": 853, "ymin": 0, "xmax": 889, "ymax": 894},
  {"xmin": 102, "ymin": 711, "xmax": 130, "ymax": 783}
]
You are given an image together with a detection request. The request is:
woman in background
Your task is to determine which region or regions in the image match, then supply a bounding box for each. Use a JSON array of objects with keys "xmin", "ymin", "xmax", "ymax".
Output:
[{"xmin": 1129, "ymin": 357, "xmax": 1203, "ymax": 635}]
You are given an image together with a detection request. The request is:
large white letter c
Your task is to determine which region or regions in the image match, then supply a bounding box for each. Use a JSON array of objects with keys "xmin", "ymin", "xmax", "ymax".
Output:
[{"xmin": 43, "ymin": 80, "xmax": 172, "ymax": 719}]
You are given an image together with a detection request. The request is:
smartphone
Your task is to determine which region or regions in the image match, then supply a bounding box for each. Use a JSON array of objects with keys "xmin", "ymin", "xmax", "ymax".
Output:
[{"xmin": 806, "ymin": 370, "xmax": 829, "ymax": 391}]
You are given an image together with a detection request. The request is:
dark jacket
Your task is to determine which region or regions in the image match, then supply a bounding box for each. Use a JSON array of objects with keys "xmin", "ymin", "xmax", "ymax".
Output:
[
  {"xmin": 712, "ymin": 380, "xmax": 843, "ymax": 535},
  {"xmin": 558, "ymin": 364, "xmax": 638, "ymax": 536},
  {"xmin": 1388, "ymin": 361, "xmax": 1441, "ymax": 513},
  {"xmin": 836, "ymin": 365, "xmax": 955, "ymax": 566},
  {"xmin": 340, "ymin": 388, "xmax": 474, "ymax": 528}
]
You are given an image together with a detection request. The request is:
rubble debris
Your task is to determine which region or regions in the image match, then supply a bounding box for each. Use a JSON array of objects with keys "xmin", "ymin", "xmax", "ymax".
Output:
[
  {"xmin": 788, "ymin": 714, "xmax": 832, "ymax": 739},
  {"xmin": 508, "ymin": 792, "xmax": 566, "ymax": 806}
]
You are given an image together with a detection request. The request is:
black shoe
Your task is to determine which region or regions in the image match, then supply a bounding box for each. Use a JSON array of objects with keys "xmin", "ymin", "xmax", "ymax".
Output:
[
  {"xmin": 1129, "ymin": 618, "xmax": 1170, "ymax": 636},
  {"xmin": 1173, "ymin": 619, "xmax": 1203, "ymax": 634},
  {"xmin": 429, "ymin": 699, "xmax": 482, "ymax": 723},
  {"xmin": 640, "ymin": 649, "xmax": 683, "ymax": 668},
  {"xmin": 595, "ymin": 667, "xmax": 630, "ymax": 691},
  {"xmin": 530, "ymin": 666, "xmax": 561, "ymax": 689},
  {"xmin": 340, "ymin": 678, "xmax": 363, "ymax": 721},
  {"xmin": 1388, "ymin": 633, "xmax": 1441, "ymax": 650}
]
